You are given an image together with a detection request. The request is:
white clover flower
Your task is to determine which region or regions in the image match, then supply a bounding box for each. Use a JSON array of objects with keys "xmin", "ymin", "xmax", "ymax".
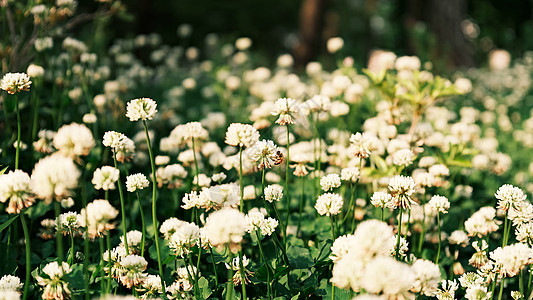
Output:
[
  {"xmin": 315, "ymin": 193, "xmax": 343, "ymax": 216},
  {"xmin": 119, "ymin": 255, "xmax": 148, "ymax": 288},
  {"xmin": 126, "ymin": 97, "xmax": 157, "ymax": 121},
  {"xmin": 436, "ymin": 280, "xmax": 459, "ymax": 300},
  {"xmin": 340, "ymin": 167, "xmax": 360, "ymax": 183},
  {"xmin": 516, "ymin": 223, "xmax": 533, "ymax": 244},
  {"xmin": 370, "ymin": 191, "xmax": 392, "ymax": 209},
  {"xmin": 428, "ymin": 195, "xmax": 450, "ymax": 214},
  {"xmin": 410, "ymin": 259, "xmax": 441, "ymax": 296},
  {"xmin": 155, "ymin": 164, "xmax": 188, "ymax": 189},
  {"xmin": 138, "ymin": 274, "xmax": 163, "ymax": 297},
  {"xmin": 330, "ymin": 234, "xmax": 357, "ymax": 262},
  {"xmin": 351, "ymin": 220, "xmax": 395, "ymax": 260},
  {"xmin": 320, "ymin": 174, "xmax": 341, "ymax": 192},
  {"xmin": 360, "ymin": 256, "xmax": 415, "ymax": 298},
  {"xmin": 244, "ymin": 208, "xmax": 279, "ymax": 236},
  {"xmin": 181, "ymin": 191, "xmax": 206, "ymax": 210},
  {"xmin": 271, "ymin": 98, "xmax": 301, "ymax": 125},
  {"xmin": 448, "ymin": 230, "xmax": 469, "ymax": 245},
  {"xmin": 490, "ymin": 243, "xmax": 533, "ymax": 278},
  {"xmin": 469, "ymin": 240, "xmax": 489, "ymax": 268},
  {"xmin": 92, "ymin": 166, "xmax": 119, "ymax": 191},
  {"xmin": 225, "ymin": 255, "xmax": 250, "ymax": 271},
  {"xmin": 170, "ymin": 121, "xmax": 209, "ymax": 145},
  {"xmin": 204, "ymin": 208, "xmax": 246, "ymax": 252},
  {"xmin": 212, "ymin": 172, "xmax": 227, "ymax": 183},
  {"xmin": 349, "ymin": 132, "xmax": 372, "ymax": 158},
  {"xmin": 392, "ymin": 149, "xmax": 415, "ymax": 167},
  {"xmin": 464, "ymin": 284, "xmax": 492, "ymax": 300},
  {"xmin": 31, "ymin": 153, "xmax": 80, "ymax": 203},
  {"xmin": 388, "ymin": 175, "xmax": 417, "ymax": 209},
  {"xmin": 0, "ymin": 275, "xmax": 23, "ymax": 292},
  {"xmin": 464, "ymin": 206, "xmax": 500, "ymax": 238},
  {"xmin": 305, "ymin": 94, "xmax": 331, "ymax": 113},
  {"xmin": 247, "ymin": 139, "xmax": 282, "ymax": 169},
  {"xmin": 509, "ymin": 201, "xmax": 533, "ymax": 227},
  {"xmin": 81, "ymin": 199, "xmax": 119, "ymax": 239},
  {"xmin": 57, "ymin": 211, "xmax": 82, "ymax": 231},
  {"xmin": 120, "ymin": 230, "xmax": 143, "ymax": 249},
  {"xmin": 125, "ymin": 173, "xmax": 149, "ymax": 193},
  {"xmin": 27, "ymin": 64, "xmax": 45, "ymax": 78},
  {"xmin": 0, "ymin": 73, "xmax": 31, "ymax": 94},
  {"xmin": 160, "ymin": 217, "xmax": 189, "ymax": 240},
  {"xmin": 0, "ymin": 170, "xmax": 34, "ymax": 214},
  {"xmin": 495, "ymin": 184, "xmax": 527, "ymax": 212},
  {"xmin": 225, "ymin": 123, "xmax": 260, "ymax": 148},
  {"xmin": 168, "ymin": 222, "xmax": 200, "ymax": 257},
  {"xmin": 102, "ymin": 131, "xmax": 135, "ymax": 161},
  {"xmin": 264, "ymin": 184, "xmax": 283, "ymax": 203},
  {"xmin": 458, "ymin": 272, "xmax": 485, "ymax": 289},
  {"xmin": 390, "ymin": 235, "xmax": 409, "ymax": 259},
  {"xmin": 53, "ymin": 123, "xmax": 95, "ymax": 157},
  {"xmin": 35, "ymin": 262, "xmax": 72, "ymax": 300}
]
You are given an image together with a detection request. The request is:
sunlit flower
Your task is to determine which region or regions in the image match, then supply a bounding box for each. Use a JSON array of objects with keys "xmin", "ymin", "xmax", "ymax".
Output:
[
  {"xmin": 0, "ymin": 170, "xmax": 34, "ymax": 214},
  {"xmin": 0, "ymin": 73, "xmax": 31, "ymax": 94},
  {"xmin": 126, "ymin": 97, "xmax": 157, "ymax": 121}
]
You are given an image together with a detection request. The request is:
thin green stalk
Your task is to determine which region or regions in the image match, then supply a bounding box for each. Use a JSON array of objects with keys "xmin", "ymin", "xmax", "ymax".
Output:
[
  {"xmin": 519, "ymin": 268, "xmax": 524, "ymax": 295},
  {"xmin": 99, "ymin": 237, "xmax": 105, "ymax": 295},
  {"xmin": 31, "ymin": 79, "xmax": 40, "ymax": 143},
  {"xmin": 106, "ymin": 233, "xmax": 112, "ymax": 294},
  {"xmin": 14, "ymin": 93, "xmax": 21, "ymax": 169},
  {"xmin": 502, "ymin": 210, "xmax": 509, "ymax": 247},
  {"xmin": 256, "ymin": 231, "xmax": 272, "ymax": 299},
  {"xmin": 297, "ymin": 177, "xmax": 305, "ymax": 236},
  {"xmin": 142, "ymin": 120, "xmax": 166, "ymax": 294},
  {"xmin": 239, "ymin": 146, "xmax": 244, "ymax": 212},
  {"xmin": 226, "ymin": 249, "xmax": 235, "ymax": 300},
  {"xmin": 68, "ymin": 229, "xmax": 74, "ymax": 265},
  {"xmin": 188, "ymin": 253, "xmax": 200, "ymax": 298},
  {"xmin": 238, "ymin": 250, "xmax": 247, "ymax": 299},
  {"xmin": 497, "ymin": 278, "xmax": 504, "ymax": 300},
  {"xmin": 417, "ymin": 198, "xmax": 427, "ymax": 255},
  {"xmin": 54, "ymin": 201, "xmax": 64, "ymax": 262},
  {"xmin": 81, "ymin": 172, "xmax": 90, "ymax": 300},
  {"xmin": 285, "ymin": 125, "xmax": 291, "ymax": 230},
  {"xmin": 527, "ymin": 265, "xmax": 532, "ymax": 296},
  {"xmin": 209, "ymin": 247, "xmax": 219, "ymax": 287},
  {"xmin": 112, "ymin": 152, "xmax": 129, "ymax": 254},
  {"xmin": 404, "ymin": 208, "xmax": 411, "ymax": 242},
  {"xmin": 135, "ymin": 192, "xmax": 146, "ymax": 256},
  {"xmin": 192, "ymin": 137, "xmax": 200, "ymax": 192},
  {"xmin": 396, "ymin": 207, "xmax": 403, "ymax": 260},
  {"xmin": 490, "ymin": 274, "xmax": 498, "ymax": 300},
  {"xmin": 20, "ymin": 212, "xmax": 31, "ymax": 300},
  {"xmin": 271, "ymin": 204, "xmax": 286, "ymax": 250},
  {"xmin": 381, "ymin": 207, "xmax": 384, "ymax": 222},
  {"xmin": 436, "ymin": 213, "xmax": 441, "ymax": 264},
  {"xmin": 342, "ymin": 183, "xmax": 355, "ymax": 225},
  {"xmin": 330, "ymin": 216, "xmax": 336, "ymax": 240}
]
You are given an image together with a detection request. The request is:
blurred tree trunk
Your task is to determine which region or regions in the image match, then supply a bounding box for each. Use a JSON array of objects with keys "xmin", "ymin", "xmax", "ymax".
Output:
[
  {"xmin": 293, "ymin": 0, "xmax": 326, "ymax": 67},
  {"xmin": 427, "ymin": 0, "xmax": 475, "ymax": 68}
]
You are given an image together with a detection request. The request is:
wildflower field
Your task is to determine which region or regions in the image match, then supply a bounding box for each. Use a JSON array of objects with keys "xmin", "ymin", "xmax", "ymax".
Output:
[{"xmin": 1, "ymin": 1, "xmax": 533, "ymax": 300}]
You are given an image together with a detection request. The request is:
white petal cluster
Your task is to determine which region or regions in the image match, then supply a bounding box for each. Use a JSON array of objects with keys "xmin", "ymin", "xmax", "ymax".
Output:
[
  {"xmin": 244, "ymin": 208, "xmax": 279, "ymax": 236},
  {"xmin": 359, "ymin": 256, "xmax": 414, "ymax": 298},
  {"xmin": 225, "ymin": 123, "xmax": 260, "ymax": 148},
  {"xmin": 102, "ymin": 131, "xmax": 135, "ymax": 159},
  {"xmin": 168, "ymin": 222, "xmax": 200, "ymax": 257},
  {"xmin": 410, "ymin": 259, "xmax": 441, "ymax": 296},
  {"xmin": 428, "ymin": 195, "xmax": 450, "ymax": 214},
  {"xmin": 160, "ymin": 217, "xmax": 189, "ymax": 240},
  {"xmin": 435, "ymin": 280, "xmax": 459, "ymax": 300},
  {"xmin": 495, "ymin": 184, "xmax": 527, "ymax": 211},
  {"xmin": 464, "ymin": 206, "xmax": 500, "ymax": 238},
  {"xmin": 92, "ymin": 166, "xmax": 120, "ymax": 191},
  {"xmin": 125, "ymin": 173, "xmax": 149, "ymax": 192},
  {"xmin": 388, "ymin": 175, "xmax": 417, "ymax": 209},
  {"xmin": 35, "ymin": 261, "xmax": 73, "ymax": 300},
  {"xmin": 0, "ymin": 72, "xmax": 31, "ymax": 94},
  {"xmin": 170, "ymin": 121, "xmax": 209, "ymax": 145},
  {"xmin": 320, "ymin": 174, "xmax": 341, "ymax": 192},
  {"xmin": 120, "ymin": 230, "xmax": 143, "ymax": 249},
  {"xmin": 330, "ymin": 234, "xmax": 357, "ymax": 262},
  {"xmin": 125, "ymin": 97, "xmax": 157, "ymax": 121},
  {"xmin": 370, "ymin": 191, "xmax": 392, "ymax": 209},
  {"xmin": 225, "ymin": 255, "xmax": 250, "ymax": 271},
  {"xmin": 53, "ymin": 123, "xmax": 95, "ymax": 157},
  {"xmin": 264, "ymin": 184, "xmax": 283, "ymax": 203},
  {"xmin": 490, "ymin": 243, "xmax": 533, "ymax": 277},
  {"xmin": 305, "ymin": 94, "xmax": 331, "ymax": 113},
  {"xmin": 271, "ymin": 97, "xmax": 301, "ymax": 125},
  {"xmin": 349, "ymin": 132, "xmax": 372, "ymax": 158},
  {"xmin": 0, "ymin": 275, "xmax": 23, "ymax": 292},
  {"xmin": 155, "ymin": 164, "xmax": 187, "ymax": 188},
  {"xmin": 340, "ymin": 167, "xmax": 360, "ymax": 183},
  {"xmin": 392, "ymin": 149, "xmax": 415, "ymax": 167},
  {"xmin": 31, "ymin": 153, "xmax": 80, "ymax": 203},
  {"xmin": 315, "ymin": 193, "xmax": 343, "ymax": 216},
  {"xmin": 0, "ymin": 169, "xmax": 34, "ymax": 214},
  {"xmin": 247, "ymin": 139, "xmax": 281, "ymax": 169},
  {"xmin": 119, "ymin": 254, "xmax": 148, "ymax": 288},
  {"xmin": 57, "ymin": 211, "xmax": 82, "ymax": 231},
  {"xmin": 81, "ymin": 199, "xmax": 119, "ymax": 239},
  {"xmin": 204, "ymin": 208, "xmax": 246, "ymax": 251}
]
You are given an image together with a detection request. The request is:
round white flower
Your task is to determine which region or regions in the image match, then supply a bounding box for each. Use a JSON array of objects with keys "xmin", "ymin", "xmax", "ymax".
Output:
[
  {"xmin": 125, "ymin": 97, "xmax": 157, "ymax": 121},
  {"xmin": 92, "ymin": 166, "xmax": 119, "ymax": 191},
  {"xmin": 320, "ymin": 174, "xmax": 341, "ymax": 192},
  {"xmin": 428, "ymin": 195, "xmax": 450, "ymax": 214},
  {"xmin": 225, "ymin": 123, "xmax": 260, "ymax": 148},
  {"xmin": 315, "ymin": 193, "xmax": 343, "ymax": 216},
  {"xmin": 0, "ymin": 73, "xmax": 31, "ymax": 94},
  {"xmin": 125, "ymin": 173, "xmax": 149, "ymax": 192}
]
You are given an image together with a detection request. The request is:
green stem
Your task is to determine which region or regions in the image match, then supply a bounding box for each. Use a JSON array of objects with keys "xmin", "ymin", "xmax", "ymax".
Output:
[
  {"xmin": 20, "ymin": 213, "xmax": 30, "ymax": 300},
  {"xmin": 112, "ymin": 152, "xmax": 129, "ymax": 254},
  {"xmin": 238, "ymin": 250, "xmax": 247, "ymax": 299},
  {"xmin": 143, "ymin": 120, "xmax": 166, "ymax": 294},
  {"xmin": 297, "ymin": 177, "xmax": 305, "ymax": 236},
  {"xmin": 188, "ymin": 254, "xmax": 199, "ymax": 298},
  {"xmin": 285, "ymin": 125, "xmax": 291, "ymax": 230},
  {"xmin": 330, "ymin": 216, "xmax": 336, "ymax": 240},
  {"xmin": 209, "ymin": 247, "xmax": 219, "ymax": 287},
  {"xmin": 502, "ymin": 210, "xmax": 509, "ymax": 247},
  {"xmin": 256, "ymin": 231, "xmax": 272, "ymax": 299},
  {"xmin": 497, "ymin": 277, "xmax": 504, "ymax": 300},
  {"xmin": 417, "ymin": 198, "xmax": 427, "ymax": 255},
  {"xmin": 68, "ymin": 229, "xmax": 74, "ymax": 265},
  {"xmin": 106, "ymin": 233, "xmax": 112, "ymax": 294},
  {"xmin": 381, "ymin": 207, "xmax": 384, "ymax": 222},
  {"xmin": 239, "ymin": 146, "xmax": 244, "ymax": 212},
  {"xmin": 31, "ymin": 80, "xmax": 40, "ymax": 143},
  {"xmin": 192, "ymin": 137, "xmax": 200, "ymax": 192},
  {"xmin": 436, "ymin": 213, "xmax": 441, "ymax": 264},
  {"xmin": 99, "ymin": 237, "xmax": 105, "ymax": 295},
  {"xmin": 135, "ymin": 192, "xmax": 146, "ymax": 256},
  {"xmin": 396, "ymin": 207, "xmax": 403, "ymax": 260},
  {"xmin": 226, "ymin": 249, "xmax": 235, "ymax": 300},
  {"xmin": 528, "ymin": 265, "xmax": 532, "ymax": 296},
  {"xmin": 404, "ymin": 208, "xmax": 411, "ymax": 242},
  {"xmin": 271, "ymin": 204, "xmax": 286, "ymax": 251},
  {"xmin": 341, "ymin": 183, "xmax": 355, "ymax": 225},
  {"xmin": 14, "ymin": 93, "xmax": 21, "ymax": 170},
  {"xmin": 520, "ymin": 268, "xmax": 524, "ymax": 295},
  {"xmin": 54, "ymin": 201, "xmax": 64, "ymax": 262}
]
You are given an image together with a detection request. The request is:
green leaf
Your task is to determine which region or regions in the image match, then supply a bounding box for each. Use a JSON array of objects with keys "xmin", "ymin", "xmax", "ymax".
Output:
[
  {"xmin": 66, "ymin": 264, "xmax": 85, "ymax": 290},
  {"xmin": 311, "ymin": 240, "xmax": 332, "ymax": 264},
  {"xmin": 27, "ymin": 201, "xmax": 52, "ymax": 220},
  {"xmin": 0, "ymin": 215, "xmax": 18, "ymax": 234},
  {"xmin": 255, "ymin": 262, "xmax": 274, "ymax": 282},
  {"xmin": 198, "ymin": 277, "xmax": 212, "ymax": 299},
  {"xmin": 0, "ymin": 166, "xmax": 8, "ymax": 175},
  {"xmin": 287, "ymin": 246, "xmax": 313, "ymax": 269}
]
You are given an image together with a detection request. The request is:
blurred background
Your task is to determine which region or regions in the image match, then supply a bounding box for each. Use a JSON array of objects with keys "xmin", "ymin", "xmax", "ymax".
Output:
[{"xmin": 79, "ymin": 0, "xmax": 533, "ymax": 73}]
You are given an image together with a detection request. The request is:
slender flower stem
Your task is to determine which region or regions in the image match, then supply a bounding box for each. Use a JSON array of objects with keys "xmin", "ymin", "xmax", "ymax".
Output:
[
  {"xmin": 14, "ymin": 94, "xmax": 21, "ymax": 170},
  {"xmin": 98, "ymin": 237, "xmax": 105, "ymax": 294},
  {"xmin": 226, "ymin": 249, "xmax": 235, "ymax": 300},
  {"xmin": 106, "ymin": 233, "xmax": 112, "ymax": 294},
  {"xmin": 502, "ymin": 210, "xmax": 509, "ymax": 247},
  {"xmin": 188, "ymin": 253, "xmax": 200, "ymax": 298},
  {"xmin": 68, "ymin": 229, "xmax": 75, "ymax": 265},
  {"xmin": 192, "ymin": 137, "xmax": 200, "ymax": 192},
  {"xmin": 330, "ymin": 216, "xmax": 336, "ymax": 240},
  {"xmin": 404, "ymin": 208, "xmax": 411, "ymax": 242},
  {"xmin": 490, "ymin": 273, "xmax": 498, "ymax": 300},
  {"xmin": 142, "ymin": 120, "xmax": 166, "ymax": 294},
  {"xmin": 238, "ymin": 250, "xmax": 247, "ymax": 299},
  {"xmin": 239, "ymin": 146, "xmax": 244, "ymax": 212},
  {"xmin": 54, "ymin": 201, "xmax": 64, "ymax": 262},
  {"xmin": 381, "ymin": 207, "xmax": 384, "ymax": 222},
  {"xmin": 497, "ymin": 278, "xmax": 504, "ymax": 300},
  {"xmin": 342, "ymin": 183, "xmax": 355, "ymax": 225},
  {"xmin": 20, "ymin": 212, "xmax": 30, "ymax": 300},
  {"xmin": 527, "ymin": 265, "xmax": 532, "ymax": 296},
  {"xmin": 112, "ymin": 152, "xmax": 129, "ymax": 254},
  {"xmin": 272, "ymin": 204, "xmax": 286, "ymax": 250},
  {"xmin": 519, "ymin": 268, "xmax": 524, "ymax": 295},
  {"xmin": 135, "ymin": 192, "xmax": 146, "ymax": 256},
  {"xmin": 396, "ymin": 207, "xmax": 403, "ymax": 260},
  {"xmin": 417, "ymin": 197, "xmax": 427, "ymax": 255},
  {"xmin": 209, "ymin": 247, "xmax": 219, "ymax": 287},
  {"xmin": 255, "ymin": 231, "xmax": 272, "ymax": 299},
  {"xmin": 436, "ymin": 212, "xmax": 441, "ymax": 264},
  {"xmin": 31, "ymin": 79, "xmax": 40, "ymax": 143},
  {"xmin": 285, "ymin": 125, "xmax": 291, "ymax": 229},
  {"xmin": 297, "ymin": 177, "xmax": 305, "ymax": 236}
]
